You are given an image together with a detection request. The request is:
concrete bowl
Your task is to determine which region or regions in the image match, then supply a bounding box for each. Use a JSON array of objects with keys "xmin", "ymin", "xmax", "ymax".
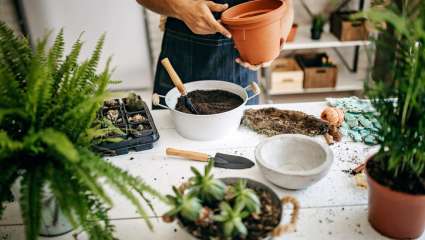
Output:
[{"xmin": 255, "ymin": 134, "xmax": 333, "ymax": 190}]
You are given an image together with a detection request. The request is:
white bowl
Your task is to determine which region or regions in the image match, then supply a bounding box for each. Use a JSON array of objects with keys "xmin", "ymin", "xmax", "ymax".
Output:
[
  {"xmin": 153, "ymin": 80, "xmax": 259, "ymax": 141},
  {"xmin": 255, "ymin": 134, "xmax": 333, "ymax": 190}
]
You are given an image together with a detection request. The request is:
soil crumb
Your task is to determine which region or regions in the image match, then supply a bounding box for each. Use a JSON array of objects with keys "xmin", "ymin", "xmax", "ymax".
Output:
[
  {"xmin": 242, "ymin": 108, "xmax": 329, "ymax": 136},
  {"xmin": 175, "ymin": 90, "xmax": 243, "ymax": 115}
]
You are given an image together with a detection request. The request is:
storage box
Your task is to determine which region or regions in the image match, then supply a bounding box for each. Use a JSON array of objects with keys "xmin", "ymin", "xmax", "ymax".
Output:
[
  {"xmin": 330, "ymin": 11, "xmax": 368, "ymax": 41},
  {"xmin": 270, "ymin": 58, "xmax": 304, "ymax": 93},
  {"xmin": 295, "ymin": 53, "xmax": 337, "ymax": 89}
]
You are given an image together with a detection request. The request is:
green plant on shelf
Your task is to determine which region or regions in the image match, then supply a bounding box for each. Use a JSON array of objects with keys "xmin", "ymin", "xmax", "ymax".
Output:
[
  {"xmin": 359, "ymin": 0, "xmax": 425, "ymax": 193},
  {"xmin": 0, "ymin": 22, "xmax": 165, "ymax": 240}
]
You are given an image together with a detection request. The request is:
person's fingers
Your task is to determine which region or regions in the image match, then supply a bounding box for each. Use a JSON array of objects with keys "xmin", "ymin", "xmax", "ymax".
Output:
[
  {"xmin": 235, "ymin": 58, "xmax": 261, "ymax": 71},
  {"xmin": 205, "ymin": 15, "xmax": 232, "ymax": 38},
  {"xmin": 206, "ymin": 1, "xmax": 229, "ymax": 12},
  {"xmin": 261, "ymin": 60, "xmax": 273, "ymax": 68}
]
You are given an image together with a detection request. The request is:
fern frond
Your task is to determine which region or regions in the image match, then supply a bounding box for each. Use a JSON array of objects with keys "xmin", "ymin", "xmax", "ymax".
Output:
[
  {"xmin": 20, "ymin": 169, "xmax": 44, "ymax": 240},
  {"xmin": 36, "ymin": 128, "xmax": 79, "ymax": 162}
]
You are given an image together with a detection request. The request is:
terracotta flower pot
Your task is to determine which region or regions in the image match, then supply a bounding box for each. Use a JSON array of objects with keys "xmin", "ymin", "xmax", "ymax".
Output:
[
  {"xmin": 221, "ymin": 0, "xmax": 288, "ymax": 65},
  {"xmin": 366, "ymin": 157, "xmax": 425, "ymax": 239},
  {"xmin": 286, "ymin": 23, "xmax": 298, "ymax": 42}
]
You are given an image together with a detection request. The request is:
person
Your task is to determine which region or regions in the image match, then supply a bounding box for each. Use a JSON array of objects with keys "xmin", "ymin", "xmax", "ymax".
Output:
[{"xmin": 136, "ymin": 0, "xmax": 294, "ymax": 105}]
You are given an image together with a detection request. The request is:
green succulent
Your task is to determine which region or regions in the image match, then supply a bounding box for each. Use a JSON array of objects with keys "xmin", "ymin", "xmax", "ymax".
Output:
[
  {"xmin": 213, "ymin": 202, "xmax": 250, "ymax": 238},
  {"xmin": 228, "ymin": 180, "xmax": 261, "ymax": 214},
  {"xmin": 125, "ymin": 92, "xmax": 144, "ymax": 112},
  {"xmin": 189, "ymin": 160, "xmax": 226, "ymax": 203},
  {"xmin": 164, "ymin": 186, "xmax": 202, "ymax": 222}
]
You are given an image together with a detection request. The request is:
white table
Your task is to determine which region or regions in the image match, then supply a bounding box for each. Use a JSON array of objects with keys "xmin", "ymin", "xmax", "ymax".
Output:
[{"xmin": 1, "ymin": 102, "xmax": 421, "ymax": 240}]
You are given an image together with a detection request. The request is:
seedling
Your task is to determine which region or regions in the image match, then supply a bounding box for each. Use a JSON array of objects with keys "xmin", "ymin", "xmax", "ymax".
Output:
[
  {"xmin": 213, "ymin": 202, "xmax": 250, "ymax": 238},
  {"xmin": 163, "ymin": 186, "xmax": 202, "ymax": 222},
  {"xmin": 227, "ymin": 179, "xmax": 261, "ymax": 214}
]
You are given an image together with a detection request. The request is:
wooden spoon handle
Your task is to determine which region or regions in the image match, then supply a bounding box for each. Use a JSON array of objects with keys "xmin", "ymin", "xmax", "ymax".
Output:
[
  {"xmin": 161, "ymin": 58, "xmax": 186, "ymax": 95},
  {"xmin": 166, "ymin": 148, "xmax": 210, "ymax": 162}
]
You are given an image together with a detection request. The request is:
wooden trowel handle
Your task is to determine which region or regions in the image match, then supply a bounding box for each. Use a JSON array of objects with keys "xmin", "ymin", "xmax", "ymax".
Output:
[
  {"xmin": 161, "ymin": 58, "xmax": 186, "ymax": 95},
  {"xmin": 166, "ymin": 148, "xmax": 209, "ymax": 162}
]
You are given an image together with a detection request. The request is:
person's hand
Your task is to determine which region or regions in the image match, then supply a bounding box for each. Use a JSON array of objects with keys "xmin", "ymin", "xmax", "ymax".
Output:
[
  {"xmin": 236, "ymin": 0, "xmax": 294, "ymax": 71},
  {"xmin": 174, "ymin": 0, "xmax": 232, "ymax": 38}
]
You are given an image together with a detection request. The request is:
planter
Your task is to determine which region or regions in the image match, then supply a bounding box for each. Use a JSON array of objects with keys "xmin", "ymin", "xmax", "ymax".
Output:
[
  {"xmin": 221, "ymin": 0, "xmax": 288, "ymax": 65},
  {"xmin": 286, "ymin": 24, "xmax": 298, "ymax": 42},
  {"xmin": 330, "ymin": 11, "xmax": 368, "ymax": 41},
  {"xmin": 295, "ymin": 53, "xmax": 337, "ymax": 89},
  {"xmin": 310, "ymin": 29, "xmax": 322, "ymax": 40},
  {"xmin": 366, "ymin": 156, "xmax": 425, "ymax": 239},
  {"xmin": 153, "ymin": 80, "xmax": 260, "ymax": 141},
  {"xmin": 177, "ymin": 178, "xmax": 299, "ymax": 239}
]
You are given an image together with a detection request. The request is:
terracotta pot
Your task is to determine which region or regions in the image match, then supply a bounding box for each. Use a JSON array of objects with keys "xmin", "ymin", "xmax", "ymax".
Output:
[
  {"xmin": 366, "ymin": 157, "xmax": 425, "ymax": 239},
  {"xmin": 286, "ymin": 23, "xmax": 298, "ymax": 42},
  {"xmin": 221, "ymin": 0, "xmax": 288, "ymax": 65}
]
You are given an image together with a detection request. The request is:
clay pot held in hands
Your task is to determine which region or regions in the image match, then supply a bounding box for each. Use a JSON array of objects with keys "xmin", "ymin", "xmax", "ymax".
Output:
[
  {"xmin": 366, "ymin": 156, "xmax": 425, "ymax": 239},
  {"xmin": 221, "ymin": 0, "xmax": 288, "ymax": 65}
]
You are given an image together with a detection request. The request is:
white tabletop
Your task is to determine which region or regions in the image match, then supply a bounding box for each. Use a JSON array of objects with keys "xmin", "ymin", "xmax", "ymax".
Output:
[{"xmin": 1, "ymin": 102, "xmax": 420, "ymax": 240}]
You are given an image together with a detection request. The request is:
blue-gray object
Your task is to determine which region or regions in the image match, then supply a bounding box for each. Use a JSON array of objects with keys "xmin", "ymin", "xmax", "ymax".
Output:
[{"xmin": 327, "ymin": 97, "xmax": 380, "ymax": 145}]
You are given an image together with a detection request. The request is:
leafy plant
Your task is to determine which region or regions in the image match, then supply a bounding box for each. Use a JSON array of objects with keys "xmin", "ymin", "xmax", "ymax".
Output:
[
  {"xmin": 163, "ymin": 186, "xmax": 202, "ymax": 222},
  {"xmin": 0, "ymin": 22, "xmax": 165, "ymax": 239},
  {"xmin": 312, "ymin": 14, "xmax": 326, "ymax": 31},
  {"xmin": 359, "ymin": 1, "xmax": 425, "ymax": 193},
  {"xmin": 125, "ymin": 92, "xmax": 144, "ymax": 112},
  {"xmin": 189, "ymin": 160, "xmax": 226, "ymax": 203},
  {"xmin": 213, "ymin": 202, "xmax": 250, "ymax": 238},
  {"xmin": 89, "ymin": 117, "xmax": 126, "ymax": 145},
  {"xmin": 227, "ymin": 179, "xmax": 261, "ymax": 214}
]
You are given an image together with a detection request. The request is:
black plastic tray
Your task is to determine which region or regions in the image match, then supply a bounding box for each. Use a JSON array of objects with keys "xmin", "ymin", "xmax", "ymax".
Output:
[{"xmin": 93, "ymin": 97, "xmax": 159, "ymax": 156}]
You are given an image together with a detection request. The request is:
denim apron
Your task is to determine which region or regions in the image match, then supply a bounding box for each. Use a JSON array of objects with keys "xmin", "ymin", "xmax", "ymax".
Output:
[{"xmin": 153, "ymin": 0, "xmax": 259, "ymax": 107}]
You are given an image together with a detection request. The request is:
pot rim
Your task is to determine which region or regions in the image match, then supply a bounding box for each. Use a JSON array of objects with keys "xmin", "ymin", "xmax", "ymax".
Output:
[
  {"xmin": 365, "ymin": 154, "xmax": 425, "ymax": 199},
  {"xmin": 164, "ymin": 80, "xmax": 249, "ymax": 118},
  {"xmin": 221, "ymin": 0, "xmax": 287, "ymax": 26},
  {"xmin": 255, "ymin": 134, "xmax": 334, "ymax": 177}
]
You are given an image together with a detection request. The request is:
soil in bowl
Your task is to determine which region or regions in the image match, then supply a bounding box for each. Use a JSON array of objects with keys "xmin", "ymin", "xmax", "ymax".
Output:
[
  {"xmin": 179, "ymin": 187, "xmax": 281, "ymax": 240},
  {"xmin": 175, "ymin": 90, "xmax": 244, "ymax": 115}
]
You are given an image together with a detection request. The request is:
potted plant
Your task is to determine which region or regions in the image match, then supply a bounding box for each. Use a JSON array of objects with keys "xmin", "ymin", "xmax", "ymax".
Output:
[
  {"xmin": 359, "ymin": 1, "xmax": 425, "ymax": 239},
  {"xmin": 311, "ymin": 14, "xmax": 326, "ymax": 40},
  {"xmin": 162, "ymin": 161, "xmax": 300, "ymax": 239},
  {"xmin": 0, "ymin": 22, "xmax": 165, "ymax": 239}
]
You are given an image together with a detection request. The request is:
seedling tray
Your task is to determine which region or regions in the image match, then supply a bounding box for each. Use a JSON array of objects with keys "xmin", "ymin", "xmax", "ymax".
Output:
[{"xmin": 93, "ymin": 96, "xmax": 159, "ymax": 156}]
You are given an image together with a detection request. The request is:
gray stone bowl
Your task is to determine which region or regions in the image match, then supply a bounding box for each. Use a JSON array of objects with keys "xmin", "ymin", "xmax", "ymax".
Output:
[{"xmin": 255, "ymin": 134, "xmax": 333, "ymax": 190}]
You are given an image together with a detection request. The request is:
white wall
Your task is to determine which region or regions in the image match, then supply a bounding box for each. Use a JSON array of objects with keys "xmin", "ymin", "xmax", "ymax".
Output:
[
  {"xmin": 22, "ymin": 0, "xmax": 152, "ymax": 90},
  {"xmin": 0, "ymin": 0, "xmax": 20, "ymax": 32}
]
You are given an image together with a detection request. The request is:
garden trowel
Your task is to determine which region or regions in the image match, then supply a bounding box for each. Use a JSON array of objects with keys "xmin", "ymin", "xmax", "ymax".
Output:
[{"xmin": 166, "ymin": 148, "xmax": 255, "ymax": 169}]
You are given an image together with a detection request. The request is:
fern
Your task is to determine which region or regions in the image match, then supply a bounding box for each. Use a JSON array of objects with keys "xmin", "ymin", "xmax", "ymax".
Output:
[{"xmin": 0, "ymin": 22, "xmax": 164, "ymax": 239}]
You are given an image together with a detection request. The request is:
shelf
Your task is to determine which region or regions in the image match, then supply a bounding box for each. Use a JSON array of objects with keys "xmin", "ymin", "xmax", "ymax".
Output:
[{"xmin": 283, "ymin": 25, "xmax": 370, "ymax": 50}]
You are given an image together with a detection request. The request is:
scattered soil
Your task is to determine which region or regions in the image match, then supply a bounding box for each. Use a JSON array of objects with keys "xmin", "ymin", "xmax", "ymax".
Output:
[
  {"xmin": 242, "ymin": 108, "xmax": 329, "ymax": 136},
  {"xmin": 175, "ymin": 90, "xmax": 243, "ymax": 115},
  {"xmin": 179, "ymin": 188, "xmax": 281, "ymax": 240},
  {"xmin": 367, "ymin": 157, "xmax": 425, "ymax": 194}
]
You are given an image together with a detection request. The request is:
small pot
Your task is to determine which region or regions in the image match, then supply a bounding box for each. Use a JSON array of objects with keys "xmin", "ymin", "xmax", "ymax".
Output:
[
  {"xmin": 153, "ymin": 80, "xmax": 260, "ymax": 141},
  {"xmin": 310, "ymin": 28, "xmax": 322, "ymax": 40},
  {"xmin": 221, "ymin": 0, "xmax": 288, "ymax": 65},
  {"xmin": 366, "ymin": 156, "xmax": 425, "ymax": 239},
  {"xmin": 286, "ymin": 23, "xmax": 298, "ymax": 42},
  {"xmin": 177, "ymin": 178, "xmax": 299, "ymax": 239}
]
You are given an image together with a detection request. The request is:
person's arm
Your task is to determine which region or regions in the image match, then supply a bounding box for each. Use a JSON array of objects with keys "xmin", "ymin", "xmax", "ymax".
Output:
[{"xmin": 136, "ymin": 0, "xmax": 231, "ymax": 38}]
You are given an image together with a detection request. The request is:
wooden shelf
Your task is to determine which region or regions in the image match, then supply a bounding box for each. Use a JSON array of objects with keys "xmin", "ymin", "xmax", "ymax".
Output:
[{"xmin": 283, "ymin": 25, "xmax": 370, "ymax": 50}]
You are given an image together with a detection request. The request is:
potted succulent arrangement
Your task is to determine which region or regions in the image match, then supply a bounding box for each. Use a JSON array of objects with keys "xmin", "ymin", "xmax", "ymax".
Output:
[
  {"xmin": 0, "ymin": 22, "xmax": 165, "ymax": 239},
  {"xmin": 359, "ymin": 1, "xmax": 425, "ymax": 239},
  {"xmin": 162, "ymin": 161, "xmax": 300, "ymax": 239},
  {"xmin": 311, "ymin": 14, "xmax": 326, "ymax": 40}
]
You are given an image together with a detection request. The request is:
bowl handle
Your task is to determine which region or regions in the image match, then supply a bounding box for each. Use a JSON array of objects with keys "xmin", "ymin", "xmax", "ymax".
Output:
[
  {"xmin": 271, "ymin": 196, "xmax": 300, "ymax": 237},
  {"xmin": 245, "ymin": 82, "xmax": 261, "ymax": 101},
  {"xmin": 152, "ymin": 93, "xmax": 170, "ymax": 109}
]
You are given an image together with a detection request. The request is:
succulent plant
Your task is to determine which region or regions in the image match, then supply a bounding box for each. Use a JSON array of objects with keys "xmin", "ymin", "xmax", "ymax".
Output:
[
  {"xmin": 213, "ymin": 202, "xmax": 250, "ymax": 238},
  {"xmin": 189, "ymin": 160, "xmax": 226, "ymax": 203},
  {"xmin": 227, "ymin": 180, "xmax": 261, "ymax": 214},
  {"xmin": 125, "ymin": 92, "xmax": 144, "ymax": 112},
  {"xmin": 163, "ymin": 186, "xmax": 202, "ymax": 222}
]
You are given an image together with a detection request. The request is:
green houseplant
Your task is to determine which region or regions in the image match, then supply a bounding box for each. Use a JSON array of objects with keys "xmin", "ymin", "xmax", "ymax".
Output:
[
  {"xmin": 311, "ymin": 14, "xmax": 326, "ymax": 40},
  {"xmin": 0, "ymin": 22, "xmax": 165, "ymax": 239},
  {"xmin": 360, "ymin": 1, "xmax": 425, "ymax": 238},
  {"xmin": 162, "ymin": 161, "xmax": 300, "ymax": 240}
]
